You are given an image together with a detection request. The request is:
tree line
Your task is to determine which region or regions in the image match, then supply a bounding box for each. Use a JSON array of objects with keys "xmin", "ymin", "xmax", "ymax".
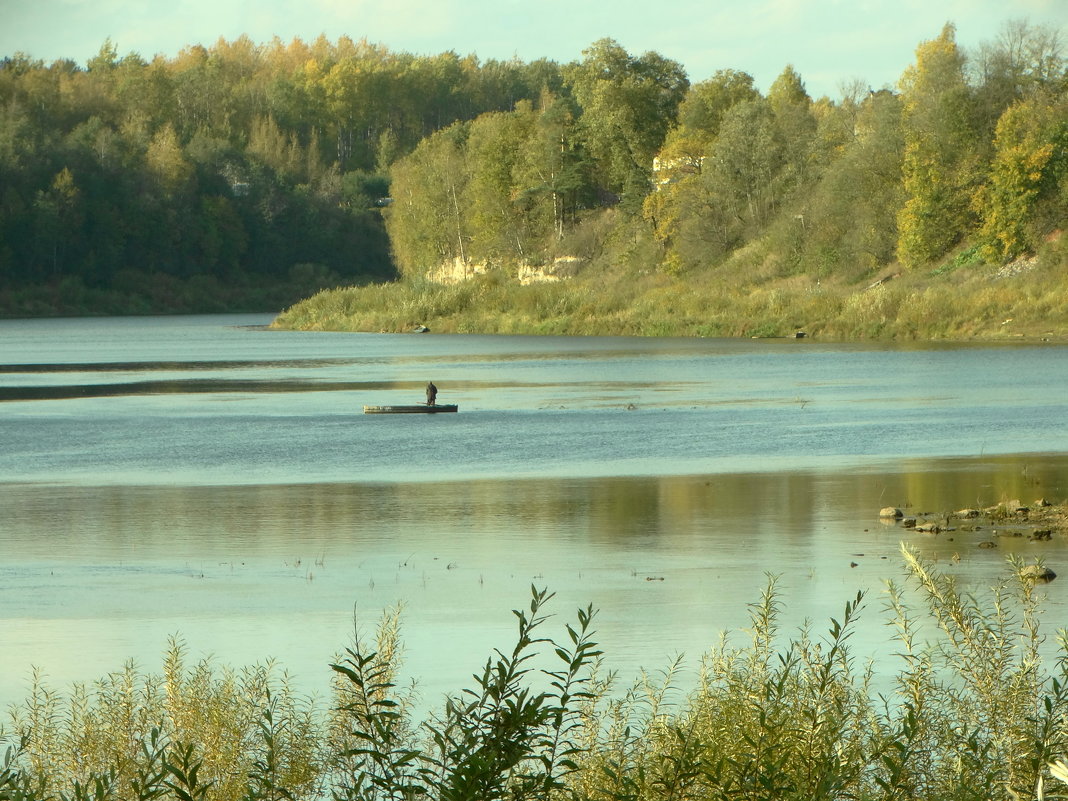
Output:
[
  {"xmin": 0, "ymin": 34, "xmax": 564, "ymax": 312},
  {"xmin": 386, "ymin": 22, "xmax": 1068, "ymax": 285},
  {"xmin": 1, "ymin": 22, "xmax": 1066, "ymax": 316}
]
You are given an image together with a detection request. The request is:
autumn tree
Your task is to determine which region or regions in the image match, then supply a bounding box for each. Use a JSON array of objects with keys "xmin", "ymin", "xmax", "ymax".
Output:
[
  {"xmin": 896, "ymin": 23, "xmax": 983, "ymax": 267},
  {"xmin": 3, "ymin": 24, "xmax": 1067, "ymax": 316},
  {"xmin": 145, "ymin": 122, "xmax": 194, "ymax": 196},
  {"xmin": 248, "ymin": 114, "xmax": 304, "ymax": 181},
  {"xmin": 653, "ymin": 69, "xmax": 759, "ymax": 182},
  {"xmin": 977, "ymin": 92, "xmax": 1068, "ymax": 260},
  {"xmin": 644, "ymin": 97, "xmax": 787, "ymax": 272}
]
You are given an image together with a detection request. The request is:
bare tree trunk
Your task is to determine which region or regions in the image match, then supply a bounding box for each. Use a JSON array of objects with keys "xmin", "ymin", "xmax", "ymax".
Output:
[{"xmin": 449, "ymin": 182, "xmax": 466, "ymax": 271}]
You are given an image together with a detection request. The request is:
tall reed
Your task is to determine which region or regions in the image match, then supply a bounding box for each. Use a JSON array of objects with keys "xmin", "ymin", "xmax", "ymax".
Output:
[{"xmin": 5, "ymin": 553, "xmax": 1068, "ymax": 800}]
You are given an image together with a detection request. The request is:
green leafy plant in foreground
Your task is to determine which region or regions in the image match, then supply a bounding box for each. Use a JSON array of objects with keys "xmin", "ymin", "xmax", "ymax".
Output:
[
  {"xmin": 329, "ymin": 586, "xmax": 601, "ymax": 801},
  {"xmin": 7, "ymin": 552, "xmax": 1068, "ymax": 800},
  {"xmin": 878, "ymin": 548, "xmax": 1068, "ymax": 801}
]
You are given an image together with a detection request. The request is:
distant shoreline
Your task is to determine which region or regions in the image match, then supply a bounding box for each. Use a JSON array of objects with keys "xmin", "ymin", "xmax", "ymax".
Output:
[{"xmin": 271, "ymin": 260, "xmax": 1068, "ymax": 343}]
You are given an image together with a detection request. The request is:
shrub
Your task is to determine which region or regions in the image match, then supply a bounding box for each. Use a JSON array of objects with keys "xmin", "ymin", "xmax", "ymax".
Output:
[{"xmin": 6, "ymin": 555, "xmax": 1068, "ymax": 800}]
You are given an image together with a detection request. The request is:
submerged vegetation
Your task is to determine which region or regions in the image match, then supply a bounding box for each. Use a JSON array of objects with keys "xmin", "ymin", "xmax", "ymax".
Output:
[{"xmin": 5, "ymin": 548, "xmax": 1068, "ymax": 800}]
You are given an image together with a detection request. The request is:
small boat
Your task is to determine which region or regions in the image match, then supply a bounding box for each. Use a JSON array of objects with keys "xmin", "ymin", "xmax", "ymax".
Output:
[{"xmin": 363, "ymin": 404, "xmax": 458, "ymax": 414}]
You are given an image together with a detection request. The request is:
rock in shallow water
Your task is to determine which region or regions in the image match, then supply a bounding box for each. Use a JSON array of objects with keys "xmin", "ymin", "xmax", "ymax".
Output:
[{"xmin": 1020, "ymin": 564, "xmax": 1057, "ymax": 581}]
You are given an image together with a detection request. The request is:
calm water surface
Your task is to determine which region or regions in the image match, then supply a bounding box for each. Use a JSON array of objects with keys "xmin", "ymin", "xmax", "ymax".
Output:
[{"xmin": 3, "ymin": 314, "xmax": 1068, "ymax": 711}]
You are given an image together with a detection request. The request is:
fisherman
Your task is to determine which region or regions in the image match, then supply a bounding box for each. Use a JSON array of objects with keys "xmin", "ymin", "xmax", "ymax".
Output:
[{"xmin": 426, "ymin": 381, "xmax": 438, "ymax": 406}]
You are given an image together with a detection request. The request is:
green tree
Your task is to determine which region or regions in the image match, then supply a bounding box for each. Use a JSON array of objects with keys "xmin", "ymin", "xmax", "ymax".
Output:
[
  {"xmin": 208, "ymin": 35, "xmax": 268, "ymax": 139},
  {"xmin": 170, "ymin": 44, "xmax": 227, "ymax": 136},
  {"xmin": 321, "ymin": 55, "xmax": 373, "ymax": 169},
  {"xmin": 566, "ymin": 39, "xmax": 688, "ymax": 206},
  {"xmin": 114, "ymin": 57, "xmax": 177, "ymax": 133},
  {"xmin": 464, "ymin": 108, "xmax": 534, "ymax": 262},
  {"xmin": 512, "ymin": 92, "xmax": 586, "ymax": 243},
  {"xmin": 896, "ymin": 23, "xmax": 983, "ymax": 267},
  {"xmin": 768, "ymin": 65, "xmax": 818, "ymax": 191},
  {"xmin": 195, "ymin": 194, "xmax": 247, "ymax": 274},
  {"xmin": 86, "ymin": 38, "xmax": 118, "ymax": 74},
  {"xmin": 799, "ymin": 89, "xmax": 905, "ymax": 276},
  {"xmin": 708, "ymin": 99, "xmax": 784, "ymax": 234},
  {"xmin": 32, "ymin": 167, "xmax": 81, "ymax": 277},
  {"xmin": 768, "ymin": 64, "xmax": 810, "ymax": 110},
  {"xmin": 386, "ymin": 122, "xmax": 471, "ymax": 276},
  {"xmin": 677, "ymin": 69, "xmax": 759, "ymax": 141}
]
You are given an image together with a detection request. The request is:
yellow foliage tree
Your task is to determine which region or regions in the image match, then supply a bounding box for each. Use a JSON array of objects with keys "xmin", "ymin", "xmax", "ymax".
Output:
[
  {"xmin": 145, "ymin": 122, "xmax": 192, "ymax": 196},
  {"xmin": 896, "ymin": 23, "xmax": 981, "ymax": 268},
  {"xmin": 977, "ymin": 95, "xmax": 1066, "ymax": 260}
]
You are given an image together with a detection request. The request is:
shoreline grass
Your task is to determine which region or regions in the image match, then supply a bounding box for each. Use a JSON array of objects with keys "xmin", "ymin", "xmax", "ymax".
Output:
[{"xmin": 271, "ymin": 250, "xmax": 1068, "ymax": 342}]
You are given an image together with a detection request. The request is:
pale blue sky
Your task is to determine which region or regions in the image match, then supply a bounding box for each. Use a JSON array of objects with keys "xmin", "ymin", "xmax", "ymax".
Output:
[{"xmin": 2, "ymin": 0, "xmax": 1066, "ymax": 99}]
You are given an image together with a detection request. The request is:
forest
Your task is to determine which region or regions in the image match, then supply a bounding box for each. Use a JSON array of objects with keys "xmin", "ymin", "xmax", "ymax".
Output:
[
  {"xmin": 1, "ymin": 22, "xmax": 1067, "ymax": 330},
  {"xmin": 0, "ymin": 34, "xmax": 563, "ymax": 314}
]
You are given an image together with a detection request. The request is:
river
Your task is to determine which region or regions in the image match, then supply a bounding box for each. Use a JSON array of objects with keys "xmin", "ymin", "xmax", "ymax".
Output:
[{"xmin": 2, "ymin": 314, "xmax": 1068, "ymax": 712}]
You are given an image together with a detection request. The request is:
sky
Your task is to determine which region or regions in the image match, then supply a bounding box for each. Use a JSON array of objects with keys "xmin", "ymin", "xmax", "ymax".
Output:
[{"xmin": 2, "ymin": 0, "xmax": 1067, "ymax": 99}]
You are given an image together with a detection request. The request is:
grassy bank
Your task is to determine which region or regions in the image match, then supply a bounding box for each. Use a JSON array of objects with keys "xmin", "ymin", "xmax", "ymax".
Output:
[
  {"xmin": 272, "ymin": 234, "xmax": 1068, "ymax": 341},
  {"xmin": 5, "ymin": 523, "xmax": 1068, "ymax": 801}
]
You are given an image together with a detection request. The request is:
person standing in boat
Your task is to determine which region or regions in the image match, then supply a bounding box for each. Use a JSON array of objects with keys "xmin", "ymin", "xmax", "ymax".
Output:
[{"xmin": 426, "ymin": 381, "xmax": 438, "ymax": 406}]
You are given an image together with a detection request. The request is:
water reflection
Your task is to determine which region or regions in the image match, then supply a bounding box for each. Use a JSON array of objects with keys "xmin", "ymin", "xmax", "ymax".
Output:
[
  {"xmin": 4, "ymin": 315, "xmax": 1068, "ymax": 715},
  {"xmin": 4, "ymin": 454, "xmax": 1067, "ymax": 711},
  {"xmin": 0, "ymin": 359, "xmax": 359, "ymax": 373},
  {"xmin": 8, "ymin": 457, "xmax": 1062, "ymax": 546},
  {"xmin": 0, "ymin": 379, "xmax": 410, "ymax": 402}
]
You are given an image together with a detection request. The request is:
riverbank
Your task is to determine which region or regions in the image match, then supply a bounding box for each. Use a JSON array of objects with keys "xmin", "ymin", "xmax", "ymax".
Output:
[{"xmin": 271, "ymin": 248, "xmax": 1068, "ymax": 341}]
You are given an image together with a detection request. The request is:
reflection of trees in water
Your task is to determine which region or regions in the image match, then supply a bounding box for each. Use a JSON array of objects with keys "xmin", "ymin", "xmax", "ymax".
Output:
[
  {"xmin": 895, "ymin": 455, "xmax": 1062, "ymax": 512},
  {"xmin": 5, "ymin": 454, "xmax": 1067, "ymax": 554}
]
